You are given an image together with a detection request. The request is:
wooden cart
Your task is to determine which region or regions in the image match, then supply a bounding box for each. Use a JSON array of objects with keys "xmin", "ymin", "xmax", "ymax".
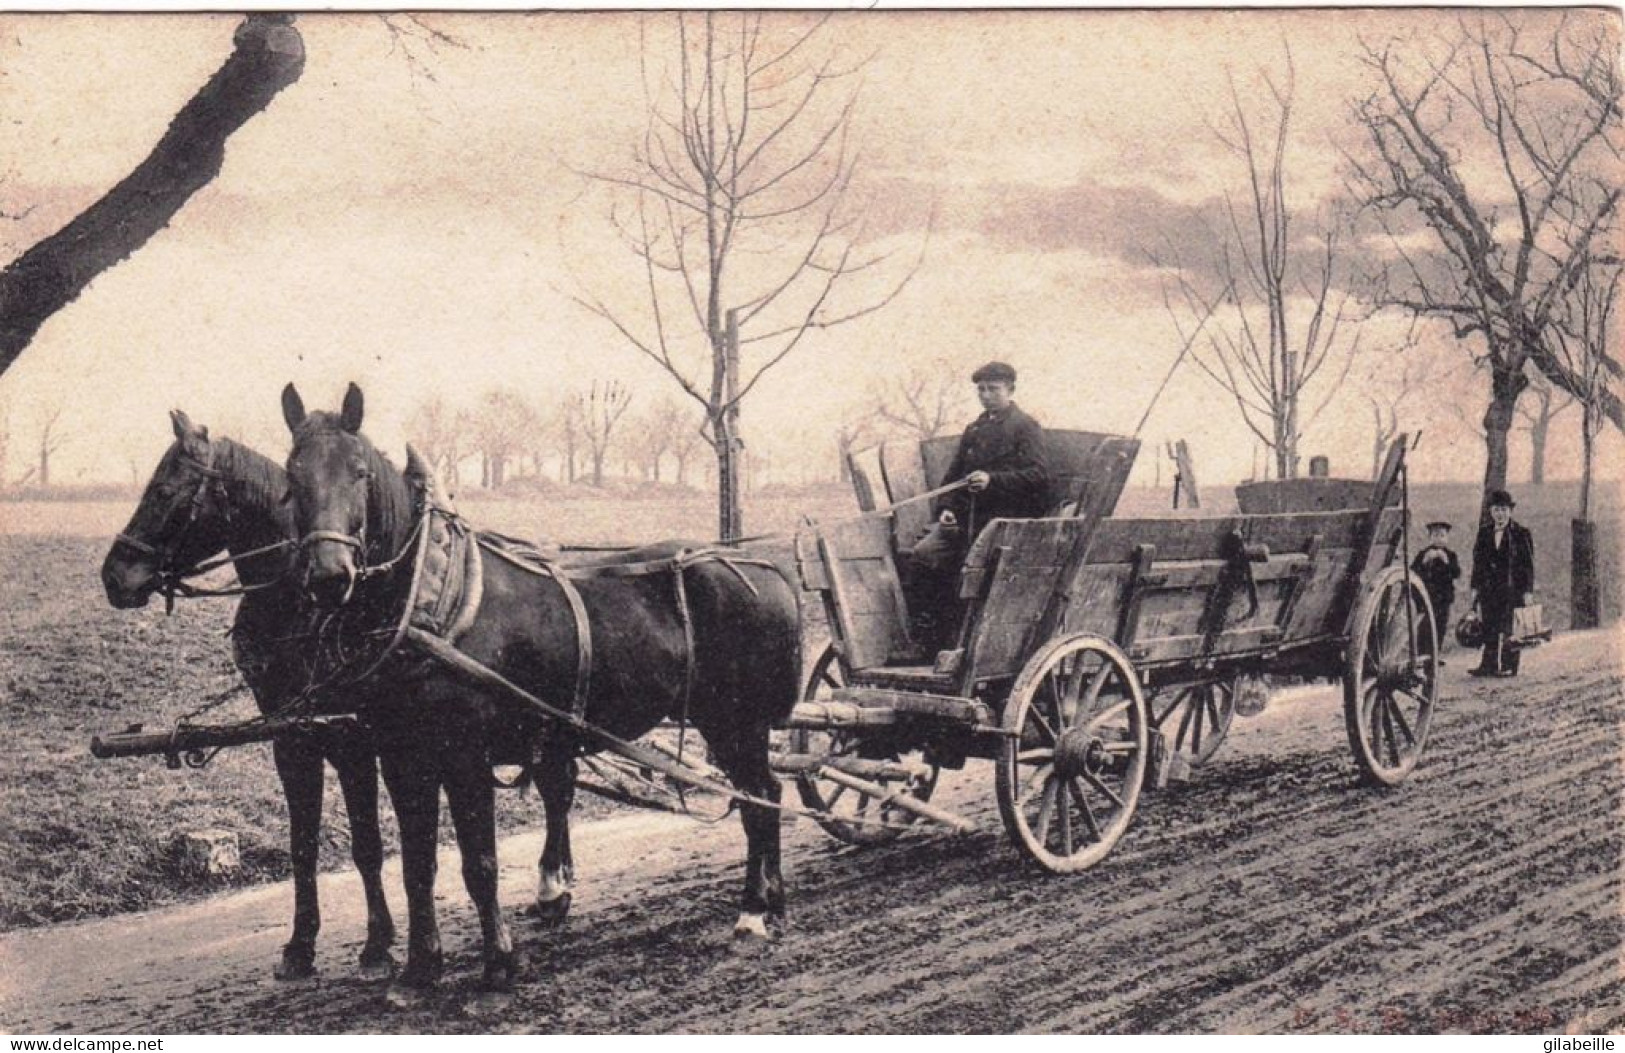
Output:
[{"xmin": 778, "ymin": 433, "xmax": 1438, "ymax": 873}]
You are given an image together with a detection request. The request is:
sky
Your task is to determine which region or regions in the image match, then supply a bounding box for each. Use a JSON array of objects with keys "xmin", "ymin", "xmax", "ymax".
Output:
[{"xmin": 0, "ymin": 9, "xmax": 1618, "ymax": 491}]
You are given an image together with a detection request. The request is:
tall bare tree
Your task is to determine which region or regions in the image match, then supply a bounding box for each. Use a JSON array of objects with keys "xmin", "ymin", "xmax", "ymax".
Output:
[
  {"xmin": 571, "ymin": 12, "xmax": 923, "ymax": 537},
  {"xmin": 406, "ymin": 394, "xmax": 467, "ymax": 489},
  {"xmin": 1349, "ymin": 12, "xmax": 1624, "ymax": 512},
  {"xmin": 468, "ymin": 388, "xmax": 540, "ymax": 490},
  {"xmin": 1359, "ymin": 338, "xmax": 1438, "ymax": 478},
  {"xmin": 0, "ymin": 16, "xmax": 305, "ymax": 375},
  {"xmin": 31, "ymin": 405, "xmax": 67, "ymax": 489},
  {"xmin": 873, "ymin": 358, "xmax": 971, "ymax": 441},
  {"xmin": 574, "ymin": 381, "xmax": 633, "ymax": 487},
  {"xmin": 1513, "ymin": 374, "xmax": 1576, "ymax": 484},
  {"xmin": 1155, "ymin": 48, "xmax": 1360, "ymax": 479}
]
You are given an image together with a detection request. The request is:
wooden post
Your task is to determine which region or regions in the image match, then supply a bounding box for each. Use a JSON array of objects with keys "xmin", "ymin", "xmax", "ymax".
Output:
[
  {"xmin": 1171, "ymin": 439, "xmax": 1200, "ymax": 509},
  {"xmin": 718, "ymin": 308, "xmax": 744, "ymax": 542}
]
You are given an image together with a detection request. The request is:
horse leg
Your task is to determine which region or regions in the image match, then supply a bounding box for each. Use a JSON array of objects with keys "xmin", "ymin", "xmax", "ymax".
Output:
[
  {"xmin": 379, "ymin": 749, "xmax": 444, "ymax": 1008},
  {"xmin": 443, "ymin": 752, "xmax": 517, "ymax": 1012},
  {"xmin": 331, "ymin": 743, "xmax": 396, "ymax": 978},
  {"xmin": 527, "ymin": 741, "xmax": 576, "ymax": 926},
  {"xmin": 705, "ymin": 723, "xmax": 785, "ymax": 945},
  {"xmin": 271, "ymin": 737, "xmax": 324, "ymax": 980}
]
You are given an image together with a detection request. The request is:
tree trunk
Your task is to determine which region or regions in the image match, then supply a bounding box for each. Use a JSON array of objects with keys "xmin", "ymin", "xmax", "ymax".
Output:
[
  {"xmin": 716, "ymin": 309, "xmax": 744, "ymax": 541},
  {"xmin": 1529, "ymin": 413, "xmax": 1549, "ymax": 485},
  {"xmin": 38, "ymin": 442, "xmax": 49, "ymax": 488},
  {"xmin": 0, "ymin": 16, "xmax": 305, "ymax": 376},
  {"xmin": 1480, "ymin": 364, "xmax": 1525, "ymax": 522},
  {"xmin": 591, "ymin": 450, "xmax": 604, "ymax": 487}
]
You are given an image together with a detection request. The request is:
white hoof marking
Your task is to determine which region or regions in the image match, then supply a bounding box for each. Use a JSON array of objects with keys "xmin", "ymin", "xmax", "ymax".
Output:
[
  {"xmin": 733, "ymin": 912, "xmax": 769, "ymax": 939},
  {"xmin": 536, "ymin": 866, "xmax": 571, "ymax": 905}
]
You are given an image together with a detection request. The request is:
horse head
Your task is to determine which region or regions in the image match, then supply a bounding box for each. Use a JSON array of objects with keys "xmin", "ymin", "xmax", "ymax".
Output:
[
  {"xmin": 102, "ymin": 410, "xmax": 236, "ymax": 609},
  {"xmin": 283, "ymin": 382, "xmax": 410, "ymax": 609}
]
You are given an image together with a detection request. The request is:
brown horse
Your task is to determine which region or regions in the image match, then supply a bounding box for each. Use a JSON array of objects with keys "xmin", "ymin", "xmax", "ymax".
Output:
[
  {"xmin": 100, "ymin": 411, "xmax": 396, "ymax": 981},
  {"xmin": 279, "ymin": 383, "xmax": 800, "ymax": 1011}
]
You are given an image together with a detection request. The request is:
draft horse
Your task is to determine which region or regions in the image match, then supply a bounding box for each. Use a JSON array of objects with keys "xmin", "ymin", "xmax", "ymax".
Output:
[
  {"xmin": 279, "ymin": 382, "xmax": 800, "ymax": 1009},
  {"xmin": 100, "ymin": 411, "xmax": 396, "ymax": 980}
]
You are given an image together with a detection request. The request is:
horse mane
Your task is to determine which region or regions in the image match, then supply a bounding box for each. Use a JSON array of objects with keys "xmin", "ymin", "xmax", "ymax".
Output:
[
  {"xmin": 213, "ymin": 436, "xmax": 288, "ymax": 518},
  {"xmin": 292, "ymin": 412, "xmax": 413, "ymax": 560}
]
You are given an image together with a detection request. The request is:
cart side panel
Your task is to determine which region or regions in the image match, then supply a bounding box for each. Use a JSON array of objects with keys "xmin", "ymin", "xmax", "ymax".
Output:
[
  {"xmin": 803, "ymin": 516, "xmax": 918, "ymax": 671},
  {"xmin": 880, "ymin": 441, "xmax": 933, "ymax": 552},
  {"xmin": 1058, "ymin": 509, "xmax": 1390, "ymax": 666},
  {"xmin": 846, "ymin": 446, "xmax": 886, "ymax": 513},
  {"xmin": 960, "ymin": 517, "xmax": 1096, "ymax": 683}
]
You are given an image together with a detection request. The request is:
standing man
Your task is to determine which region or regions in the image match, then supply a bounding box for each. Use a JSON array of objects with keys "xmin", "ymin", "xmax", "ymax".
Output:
[
  {"xmin": 1411, "ymin": 520, "xmax": 1461, "ymax": 640},
  {"xmin": 1468, "ymin": 490, "xmax": 1535, "ymax": 678},
  {"xmin": 906, "ymin": 360, "xmax": 1051, "ymax": 648}
]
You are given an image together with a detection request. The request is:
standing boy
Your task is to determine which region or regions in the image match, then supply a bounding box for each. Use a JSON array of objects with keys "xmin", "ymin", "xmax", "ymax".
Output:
[{"xmin": 1411, "ymin": 520, "xmax": 1461, "ymax": 640}]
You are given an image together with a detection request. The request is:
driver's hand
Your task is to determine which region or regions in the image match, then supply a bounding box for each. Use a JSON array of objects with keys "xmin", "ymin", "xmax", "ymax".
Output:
[{"xmin": 966, "ymin": 470, "xmax": 992, "ymax": 492}]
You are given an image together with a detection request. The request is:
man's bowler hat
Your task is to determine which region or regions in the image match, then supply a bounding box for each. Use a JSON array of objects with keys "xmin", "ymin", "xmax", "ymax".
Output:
[{"xmin": 1487, "ymin": 489, "xmax": 1516, "ymax": 509}]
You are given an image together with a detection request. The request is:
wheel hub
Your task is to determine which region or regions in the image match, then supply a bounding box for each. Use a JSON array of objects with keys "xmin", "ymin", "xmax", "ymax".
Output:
[{"xmin": 1054, "ymin": 728, "xmax": 1105, "ymax": 779}]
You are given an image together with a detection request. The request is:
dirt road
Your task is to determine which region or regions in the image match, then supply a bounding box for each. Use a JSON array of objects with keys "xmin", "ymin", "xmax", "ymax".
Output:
[{"xmin": 3, "ymin": 630, "xmax": 1620, "ymax": 1034}]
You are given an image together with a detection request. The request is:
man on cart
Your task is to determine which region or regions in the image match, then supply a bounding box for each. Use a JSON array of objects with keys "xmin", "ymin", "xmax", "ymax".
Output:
[{"xmin": 904, "ymin": 360, "xmax": 1052, "ymax": 649}]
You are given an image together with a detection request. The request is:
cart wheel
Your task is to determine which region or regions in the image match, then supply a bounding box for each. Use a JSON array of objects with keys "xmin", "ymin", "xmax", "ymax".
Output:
[
  {"xmin": 788, "ymin": 644, "xmax": 941, "ymax": 846},
  {"xmin": 997, "ymin": 634, "xmax": 1148, "ymax": 873},
  {"xmin": 1344, "ymin": 565, "xmax": 1439, "ymax": 786},
  {"xmin": 1151, "ymin": 680, "xmax": 1236, "ymax": 767}
]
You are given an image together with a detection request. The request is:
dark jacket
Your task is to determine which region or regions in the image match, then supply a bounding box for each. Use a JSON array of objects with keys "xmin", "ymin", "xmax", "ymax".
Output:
[
  {"xmin": 1410, "ymin": 544, "xmax": 1461, "ymax": 609},
  {"xmin": 1470, "ymin": 520, "xmax": 1534, "ymax": 630},
  {"xmin": 936, "ymin": 403, "xmax": 1052, "ymax": 536}
]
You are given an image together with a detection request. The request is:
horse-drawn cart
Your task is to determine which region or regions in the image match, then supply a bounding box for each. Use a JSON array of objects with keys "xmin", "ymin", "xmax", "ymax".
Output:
[{"xmin": 774, "ymin": 433, "xmax": 1439, "ymax": 873}]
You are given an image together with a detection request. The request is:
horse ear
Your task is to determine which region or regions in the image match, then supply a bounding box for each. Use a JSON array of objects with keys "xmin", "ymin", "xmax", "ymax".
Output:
[
  {"xmin": 281, "ymin": 384, "xmax": 306, "ymax": 432},
  {"xmin": 170, "ymin": 409, "xmax": 194, "ymax": 440},
  {"xmin": 340, "ymin": 383, "xmax": 364, "ymax": 434},
  {"xmin": 404, "ymin": 443, "xmax": 429, "ymax": 480}
]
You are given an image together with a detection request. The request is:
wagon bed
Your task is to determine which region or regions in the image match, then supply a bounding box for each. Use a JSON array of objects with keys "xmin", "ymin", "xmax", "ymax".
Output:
[{"xmin": 782, "ymin": 433, "xmax": 1437, "ymax": 871}]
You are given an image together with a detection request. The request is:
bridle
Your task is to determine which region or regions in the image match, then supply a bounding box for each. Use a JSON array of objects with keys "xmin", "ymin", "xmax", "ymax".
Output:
[
  {"xmin": 295, "ymin": 485, "xmax": 425, "ymax": 604},
  {"xmin": 114, "ymin": 442, "xmax": 290, "ymax": 612}
]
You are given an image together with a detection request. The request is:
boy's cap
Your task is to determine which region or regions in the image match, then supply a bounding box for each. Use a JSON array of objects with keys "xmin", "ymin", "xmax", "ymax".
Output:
[{"xmin": 1426, "ymin": 521, "xmax": 1452, "ymax": 532}]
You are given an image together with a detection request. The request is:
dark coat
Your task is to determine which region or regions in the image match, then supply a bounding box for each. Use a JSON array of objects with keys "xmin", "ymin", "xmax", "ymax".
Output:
[
  {"xmin": 936, "ymin": 403, "xmax": 1052, "ymax": 537},
  {"xmin": 1410, "ymin": 544, "xmax": 1461, "ymax": 611},
  {"xmin": 1470, "ymin": 520, "xmax": 1535, "ymax": 631}
]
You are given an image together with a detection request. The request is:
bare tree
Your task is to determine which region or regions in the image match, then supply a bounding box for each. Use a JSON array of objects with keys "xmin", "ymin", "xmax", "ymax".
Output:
[
  {"xmin": 1349, "ymin": 12, "xmax": 1624, "ymax": 513},
  {"xmin": 621, "ymin": 397, "xmax": 691, "ymax": 482},
  {"xmin": 0, "ymin": 16, "xmax": 305, "ymax": 375},
  {"xmin": 574, "ymin": 381, "xmax": 633, "ymax": 487},
  {"xmin": 872, "ymin": 358, "xmax": 971, "ymax": 441},
  {"xmin": 405, "ymin": 394, "xmax": 466, "ymax": 489},
  {"xmin": 834, "ymin": 412, "xmax": 877, "ymax": 483},
  {"xmin": 1359, "ymin": 339, "xmax": 1438, "ymax": 478},
  {"xmin": 570, "ymin": 12, "xmax": 924, "ymax": 537},
  {"xmin": 1513, "ymin": 374, "xmax": 1577, "ymax": 484},
  {"xmin": 31, "ymin": 405, "xmax": 67, "ymax": 489},
  {"xmin": 468, "ymin": 388, "xmax": 539, "ymax": 490},
  {"xmin": 1155, "ymin": 48, "xmax": 1361, "ymax": 479}
]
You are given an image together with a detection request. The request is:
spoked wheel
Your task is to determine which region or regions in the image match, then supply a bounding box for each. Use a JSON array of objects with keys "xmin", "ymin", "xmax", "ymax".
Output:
[
  {"xmin": 788, "ymin": 645, "xmax": 941, "ymax": 846},
  {"xmin": 1151, "ymin": 679, "xmax": 1236, "ymax": 767},
  {"xmin": 996, "ymin": 634, "xmax": 1149, "ymax": 873},
  {"xmin": 1344, "ymin": 565, "xmax": 1439, "ymax": 786}
]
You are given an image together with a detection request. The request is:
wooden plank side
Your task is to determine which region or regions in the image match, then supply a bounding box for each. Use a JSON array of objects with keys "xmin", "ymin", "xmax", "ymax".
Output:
[
  {"xmin": 963, "ymin": 518, "xmax": 1093, "ymax": 681},
  {"xmin": 881, "ymin": 440, "xmax": 933, "ymax": 550},
  {"xmin": 1086, "ymin": 516, "xmax": 1251, "ymax": 563},
  {"xmin": 847, "ymin": 446, "xmax": 886, "ymax": 513}
]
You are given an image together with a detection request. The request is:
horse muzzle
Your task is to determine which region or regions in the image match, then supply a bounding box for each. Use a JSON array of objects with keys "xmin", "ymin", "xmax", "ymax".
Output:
[
  {"xmin": 101, "ymin": 552, "xmax": 157, "ymax": 609},
  {"xmin": 299, "ymin": 530, "xmax": 362, "ymax": 608}
]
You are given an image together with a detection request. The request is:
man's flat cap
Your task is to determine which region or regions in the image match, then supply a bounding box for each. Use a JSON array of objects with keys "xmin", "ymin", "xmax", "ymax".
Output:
[
  {"xmin": 1426, "ymin": 521, "xmax": 1452, "ymax": 532},
  {"xmin": 971, "ymin": 361, "xmax": 1017, "ymax": 384}
]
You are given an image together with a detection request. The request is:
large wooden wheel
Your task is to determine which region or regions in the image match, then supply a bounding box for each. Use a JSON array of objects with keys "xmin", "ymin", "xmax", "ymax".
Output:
[
  {"xmin": 1151, "ymin": 679, "xmax": 1236, "ymax": 767},
  {"xmin": 788, "ymin": 645, "xmax": 941, "ymax": 846},
  {"xmin": 1343, "ymin": 565, "xmax": 1439, "ymax": 786},
  {"xmin": 996, "ymin": 634, "xmax": 1149, "ymax": 873}
]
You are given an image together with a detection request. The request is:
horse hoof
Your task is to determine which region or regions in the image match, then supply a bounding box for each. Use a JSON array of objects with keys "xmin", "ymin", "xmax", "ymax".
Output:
[
  {"xmin": 274, "ymin": 949, "xmax": 317, "ymax": 981},
  {"xmin": 526, "ymin": 892, "xmax": 572, "ymax": 928},
  {"xmin": 358, "ymin": 950, "xmax": 397, "ymax": 981},
  {"xmin": 384, "ymin": 982, "xmax": 430, "ymax": 1011},
  {"xmin": 730, "ymin": 913, "xmax": 773, "ymax": 954},
  {"xmin": 462, "ymin": 988, "xmax": 514, "ymax": 1018}
]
